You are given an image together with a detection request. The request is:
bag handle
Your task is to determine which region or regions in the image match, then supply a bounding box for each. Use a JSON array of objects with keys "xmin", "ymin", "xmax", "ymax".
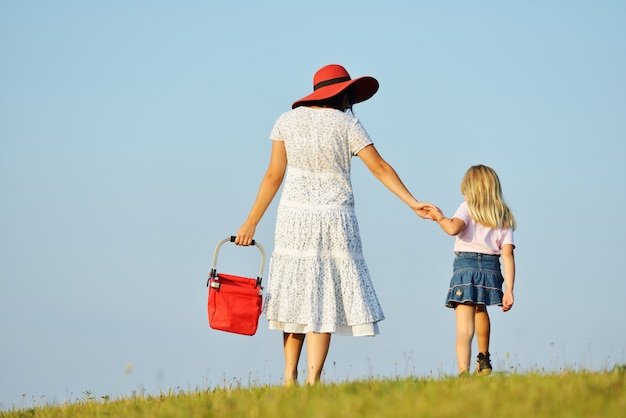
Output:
[{"xmin": 208, "ymin": 236, "xmax": 266, "ymax": 286}]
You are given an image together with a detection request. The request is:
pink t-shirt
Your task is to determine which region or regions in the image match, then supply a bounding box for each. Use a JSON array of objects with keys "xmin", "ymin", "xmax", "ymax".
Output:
[{"xmin": 453, "ymin": 201, "xmax": 515, "ymax": 255}]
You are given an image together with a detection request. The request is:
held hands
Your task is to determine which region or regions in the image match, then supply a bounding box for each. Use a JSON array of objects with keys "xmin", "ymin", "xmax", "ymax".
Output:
[
  {"xmin": 420, "ymin": 204, "xmax": 444, "ymax": 222},
  {"xmin": 413, "ymin": 202, "xmax": 433, "ymax": 219},
  {"xmin": 414, "ymin": 202, "xmax": 446, "ymax": 220}
]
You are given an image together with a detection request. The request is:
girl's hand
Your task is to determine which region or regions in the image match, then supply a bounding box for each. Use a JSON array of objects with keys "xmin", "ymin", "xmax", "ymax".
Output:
[
  {"xmin": 424, "ymin": 204, "xmax": 443, "ymax": 222},
  {"xmin": 502, "ymin": 291, "xmax": 514, "ymax": 312}
]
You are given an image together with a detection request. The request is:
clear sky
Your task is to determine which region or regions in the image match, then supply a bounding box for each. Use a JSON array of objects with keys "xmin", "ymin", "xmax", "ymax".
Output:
[{"xmin": 1, "ymin": 0, "xmax": 625, "ymax": 410}]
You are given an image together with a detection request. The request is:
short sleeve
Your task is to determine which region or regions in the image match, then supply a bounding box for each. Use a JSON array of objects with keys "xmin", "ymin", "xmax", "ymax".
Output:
[
  {"xmin": 348, "ymin": 119, "xmax": 373, "ymax": 155},
  {"xmin": 500, "ymin": 227, "xmax": 515, "ymax": 248},
  {"xmin": 269, "ymin": 113, "xmax": 285, "ymax": 141},
  {"xmin": 452, "ymin": 201, "xmax": 470, "ymax": 223}
]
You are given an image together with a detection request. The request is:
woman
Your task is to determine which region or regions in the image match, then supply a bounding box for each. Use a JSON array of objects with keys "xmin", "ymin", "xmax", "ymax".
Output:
[{"xmin": 235, "ymin": 64, "xmax": 429, "ymax": 385}]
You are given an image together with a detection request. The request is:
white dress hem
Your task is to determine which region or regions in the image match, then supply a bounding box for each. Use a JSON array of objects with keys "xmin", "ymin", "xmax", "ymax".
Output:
[{"xmin": 268, "ymin": 320, "xmax": 380, "ymax": 337}]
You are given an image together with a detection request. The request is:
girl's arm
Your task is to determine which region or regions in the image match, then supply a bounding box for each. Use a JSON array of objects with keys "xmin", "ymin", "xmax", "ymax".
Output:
[
  {"xmin": 235, "ymin": 140, "xmax": 287, "ymax": 245},
  {"xmin": 501, "ymin": 244, "xmax": 515, "ymax": 312},
  {"xmin": 357, "ymin": 144, "xmax": 430, "ymax": 218},
  {"xmin": 427, "ymin": 205, "xmax": 466, "ymax": 236}
]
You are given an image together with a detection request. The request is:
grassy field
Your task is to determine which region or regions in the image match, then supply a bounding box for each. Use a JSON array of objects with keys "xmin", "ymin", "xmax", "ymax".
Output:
[{"xmin": 2, "ymin": 368, "xmax": 624, "ymax": 418}]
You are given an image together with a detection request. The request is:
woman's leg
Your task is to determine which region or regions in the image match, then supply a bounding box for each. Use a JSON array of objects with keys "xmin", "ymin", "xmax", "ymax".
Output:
[
  {"xmin": 304, "ymin": 332, "xmax": 331, "ymax": 385},
  {"xmin": 475, "ymin": 305, "xmax": 490, "ymax": 355},
  {"xmin": 283, "ymin": 332, "xmax": 305, "ymax": 386},
  {"xmin": 454, "ymin": 304, "xmax": 476, "ymax": 374}
]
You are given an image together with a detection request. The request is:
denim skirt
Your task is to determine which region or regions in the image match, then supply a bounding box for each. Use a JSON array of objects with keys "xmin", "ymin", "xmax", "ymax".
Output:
[{"xmin": 445, "ymin": 252, "xmax": 504, "ymax": 308}]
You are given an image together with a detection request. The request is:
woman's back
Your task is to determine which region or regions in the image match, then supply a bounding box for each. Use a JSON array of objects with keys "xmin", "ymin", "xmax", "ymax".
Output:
[
  {"xmin": 271, "ymin": 107, "xmax": 372, "ymax": 172},
  {"xmin": 270, "ymin": 106, "xmax": 373, "ymax": 207}
]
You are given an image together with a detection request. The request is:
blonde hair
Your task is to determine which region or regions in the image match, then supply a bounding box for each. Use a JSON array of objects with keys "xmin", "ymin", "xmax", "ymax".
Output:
[{"xmin": 460, "ymin": 165, "xmax": 516, "ymax": 230}]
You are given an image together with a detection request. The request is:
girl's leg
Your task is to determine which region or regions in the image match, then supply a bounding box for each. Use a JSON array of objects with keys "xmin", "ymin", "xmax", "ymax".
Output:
[
  {"xmin": 454, "ymin": 304, "xmax": 476, "ymax": 374},
  {"xmin": 475, "ymin": 305, "xmax": 490, "ymax": 355},
  {"xmin": 304, "ymin": 332, "xmax": 331, "ymax": 385},
  {"xmin": 474, "ymin": 305, "xmax": 493, "ymax": 374},
  {"xmin": 283, "ymin": 332, "xmax": 305, "ymax": 386}
]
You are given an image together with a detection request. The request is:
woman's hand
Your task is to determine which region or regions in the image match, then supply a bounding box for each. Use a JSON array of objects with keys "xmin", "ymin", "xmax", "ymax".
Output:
[
  {"xmin": 235, "ymin": 222, "xmax": 256, "ymax": 246},
  {"xmin": 413, "ymin": 202, "xmax": 435, "ymax": 219},
  {"xmin": 429, "ymin": 204, "xmax": 443, "ymax": 221},
  {"xmin": 421, "ymin": 204, "xmax": 443, "ymax": 221}
]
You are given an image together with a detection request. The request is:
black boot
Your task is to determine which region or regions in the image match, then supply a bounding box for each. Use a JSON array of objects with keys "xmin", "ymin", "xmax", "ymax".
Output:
[{"xmin": 476, "ymin": 352, "xmax": 492, "ymax": 375}]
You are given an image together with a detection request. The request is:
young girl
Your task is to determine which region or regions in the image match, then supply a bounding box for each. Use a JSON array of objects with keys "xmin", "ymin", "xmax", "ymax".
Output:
[{"xmin": 427, "ymin": 164, "xmax": 516, "ymax": 376}]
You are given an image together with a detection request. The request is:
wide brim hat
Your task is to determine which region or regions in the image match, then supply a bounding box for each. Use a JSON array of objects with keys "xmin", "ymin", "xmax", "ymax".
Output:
[{"xmin": 292, "ymin": 64, "xmax": 379, "ymax": 109}]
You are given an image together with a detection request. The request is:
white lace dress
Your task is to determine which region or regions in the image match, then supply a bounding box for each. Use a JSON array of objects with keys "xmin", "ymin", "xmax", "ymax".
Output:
[{"xmin": 264, "ymin": 106, "xmax": 384, "ymax": 336}]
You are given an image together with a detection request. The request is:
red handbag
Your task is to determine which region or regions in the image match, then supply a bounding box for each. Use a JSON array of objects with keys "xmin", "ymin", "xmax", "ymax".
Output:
[{"xmin": 207, "ymin": 237, "xmax": 265, "ymax": 336}]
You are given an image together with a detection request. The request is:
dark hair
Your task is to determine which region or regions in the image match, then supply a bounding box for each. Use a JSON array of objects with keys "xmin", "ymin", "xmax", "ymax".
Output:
[
  {"xmin": 308, "ymin": 88, "xmax": 355, "ymax": 113},
  {"xmin": 329, "ymin": 88, "xmax": 355, "ymax": 112}
]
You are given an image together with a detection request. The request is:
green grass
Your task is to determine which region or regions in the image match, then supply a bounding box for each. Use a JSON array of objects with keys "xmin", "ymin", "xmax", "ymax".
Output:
[{"xmin": 3, "ymin": 368, "xmax": 625, "ymax": 418}]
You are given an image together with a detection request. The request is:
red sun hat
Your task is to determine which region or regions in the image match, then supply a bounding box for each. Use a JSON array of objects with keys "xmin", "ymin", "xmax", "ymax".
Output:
[{"xmin": 292, "ymin": 64, "xmax": 379, "ymax": 109}]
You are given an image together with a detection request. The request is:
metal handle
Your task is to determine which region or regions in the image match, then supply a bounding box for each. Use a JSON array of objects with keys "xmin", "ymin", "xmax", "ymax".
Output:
[{"xmin": 210, "ymin": 236, "xmax": 266, "ymax": 281}]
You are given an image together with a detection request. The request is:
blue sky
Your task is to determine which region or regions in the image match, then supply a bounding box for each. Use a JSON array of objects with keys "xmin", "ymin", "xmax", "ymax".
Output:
[{"xmin": 1, "ymin": 0, "xmax": 625, "ymax": 410}]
